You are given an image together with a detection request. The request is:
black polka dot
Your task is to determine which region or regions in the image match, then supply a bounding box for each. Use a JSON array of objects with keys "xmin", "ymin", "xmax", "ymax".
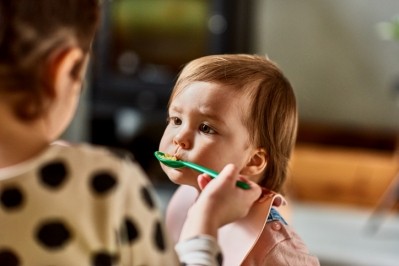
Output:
[
  {"xmin": 216, "ymin": 252, "xmax": 223, "ymax": 265},
  {"xmin": 0, "ymin": 249, "xmax": 20, "ymax": 266},
  {"xmin": 35, "ymin": 220, "xmax": 72, "ymax": 249},
  {"xmin": 39, "ymin": 161, "xmax": 68, "ymax": 188},
  {"xmin": 91, "ymin": 251, "xmax": 118, "ymax": 266},
  {"xmin": 90, "ymin": 172, "xmax": 117, "ymax": 195},
  {"xmin": 0, "ymin": 186, "xmax": 24, "ymax": 210},
  {"xmin": 154, "ymin": 221, "xmax": 166, "ymax": 251},
  {"xmin": 121, "ymin": 218, "xmax": 139, "ymax": 244},
  {"xmin": 141, "ymin": 186, "xmax": 155, "ymax": 209}
]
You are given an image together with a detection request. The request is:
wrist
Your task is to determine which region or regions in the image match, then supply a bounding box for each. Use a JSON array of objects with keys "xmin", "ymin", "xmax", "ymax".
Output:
[{"xmin": 180, "ymin": 203, "xmax": 219, "ymax": 241}]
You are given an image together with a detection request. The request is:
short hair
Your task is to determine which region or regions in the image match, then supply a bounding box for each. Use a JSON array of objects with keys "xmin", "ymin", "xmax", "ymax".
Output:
[
  {"xmin": 0, "ymin": 0, "xmax": 101, "ymax": 119},
  {"xmin": 170, "ymin": 54, "xmax": 298, "ymax": 192}
]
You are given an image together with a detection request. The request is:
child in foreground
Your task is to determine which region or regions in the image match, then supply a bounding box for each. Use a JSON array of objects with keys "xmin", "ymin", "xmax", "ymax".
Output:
[
  {"xmin": 0, "ymin": 1, "xmax": 261, "ymax": 265},
  {"xmin": 159, "ymin": 54, "xmax": 321, "ymax": 265}
]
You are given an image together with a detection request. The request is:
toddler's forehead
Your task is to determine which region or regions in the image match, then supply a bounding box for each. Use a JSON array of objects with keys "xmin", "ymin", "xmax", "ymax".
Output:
[{"xmin": 176, "ymin": 80, "xmax": 250, "ymax": 106}]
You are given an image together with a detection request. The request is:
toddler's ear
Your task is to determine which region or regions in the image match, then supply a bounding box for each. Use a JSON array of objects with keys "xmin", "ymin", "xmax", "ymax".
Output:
[{"xmin": 241, "ymin": 148, "xmax": 267, "ymax": 178}]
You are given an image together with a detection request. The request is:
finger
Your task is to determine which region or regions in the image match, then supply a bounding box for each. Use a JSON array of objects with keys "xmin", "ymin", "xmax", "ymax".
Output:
[
  {"xmin": 234, "ymin": 175, "xmax": 263, "ymax": 200},
  {"xmin": 197, "ymin": 173, "xmax": 212, "ymax": 190},
  {"xmin": 216, "ymin": 164, "xmax": 239, "ymax": 185}
]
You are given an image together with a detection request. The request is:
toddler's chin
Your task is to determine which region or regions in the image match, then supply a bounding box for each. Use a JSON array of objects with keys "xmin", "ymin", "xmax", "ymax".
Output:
[
  {"xmin": 167, "ymin": 172, "xmax": 188, "ymax": 186},
  {"xmin": 164, "ymin": 169, "xmax": 199, "ymax": 188},
  {"xmin": 162, "ymin": 167, "xmax": 183, "ymax": 182}
]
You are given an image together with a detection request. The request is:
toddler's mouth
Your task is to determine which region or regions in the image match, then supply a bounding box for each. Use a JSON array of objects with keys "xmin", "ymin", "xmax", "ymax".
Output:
[
  {"xmin": 172, "ymin": 153, "xmax": 183, "ymax": 161},
  {"xmin": 173, "ymin": 147, "xmax": 181, "ymax": 160}
]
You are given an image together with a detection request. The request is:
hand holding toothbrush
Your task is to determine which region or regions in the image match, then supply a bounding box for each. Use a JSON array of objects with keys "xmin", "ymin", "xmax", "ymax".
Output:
[{"xmin": 179, "ymin": 164, "xmax": 262, "ymax": 241}]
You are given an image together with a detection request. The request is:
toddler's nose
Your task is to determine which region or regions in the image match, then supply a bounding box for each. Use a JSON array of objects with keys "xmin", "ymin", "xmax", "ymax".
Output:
[{"xmin": 173, "ymin": 130, "xmax": 191, "ymax": 149}]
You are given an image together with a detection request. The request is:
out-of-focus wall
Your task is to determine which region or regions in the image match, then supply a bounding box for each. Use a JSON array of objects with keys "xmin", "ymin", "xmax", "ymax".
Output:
[
  {"xmin": 66, "ymin": 0, "xmax": 399, "ymax": 142},
  {"xmin": 253, "ymin": 0, "xmax": 399, "ymax": 132}
]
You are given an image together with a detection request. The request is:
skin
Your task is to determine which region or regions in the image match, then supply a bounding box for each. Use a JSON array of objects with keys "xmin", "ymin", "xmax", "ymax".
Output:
[{"xmin": 159, "ymin": 81, "xmax": 267, "ymax": 190}]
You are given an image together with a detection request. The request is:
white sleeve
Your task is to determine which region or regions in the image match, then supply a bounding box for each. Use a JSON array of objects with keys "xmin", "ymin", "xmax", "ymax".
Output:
[{"xmin": 175, "ymin": 235, "xmax": 223, "ymax": 266}]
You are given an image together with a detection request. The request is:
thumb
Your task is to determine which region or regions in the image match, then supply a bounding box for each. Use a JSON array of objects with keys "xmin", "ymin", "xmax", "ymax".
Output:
[{"xmin": 197, "ymin": 174, "xmax": 212, "ymax": 190}]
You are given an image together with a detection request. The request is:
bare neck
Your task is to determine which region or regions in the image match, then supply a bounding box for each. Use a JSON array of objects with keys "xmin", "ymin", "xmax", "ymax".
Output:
[{"xmin": 0, "ymin": 105, "xmax": 50, "ymax": 168}]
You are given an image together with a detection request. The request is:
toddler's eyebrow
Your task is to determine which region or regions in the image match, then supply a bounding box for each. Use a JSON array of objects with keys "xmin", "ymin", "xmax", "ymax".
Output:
[
  {"xmin": 169, "ymin": 104, "xmax": 227, "ymax": 126},
  {"xmin": 198, "ymin": 108, "xmax": 227, "ymax": 126},
  {"xmin": 168, "ymin": 105, "xmax": 182, "ymax": 113}
]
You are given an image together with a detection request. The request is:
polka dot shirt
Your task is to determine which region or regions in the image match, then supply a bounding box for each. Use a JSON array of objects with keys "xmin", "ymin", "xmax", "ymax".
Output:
[{"xmin": 0, "ymin": 143, "xmax": 179, "ymax": 265}]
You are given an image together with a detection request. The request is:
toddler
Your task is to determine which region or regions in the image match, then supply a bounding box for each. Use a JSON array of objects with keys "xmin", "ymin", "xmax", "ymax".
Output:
[{"xmin": 159, "ymin": 54, "xmax": 321, "ymax": 265}]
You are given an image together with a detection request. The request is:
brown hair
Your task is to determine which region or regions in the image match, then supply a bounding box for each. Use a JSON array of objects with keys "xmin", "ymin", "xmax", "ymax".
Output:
[
  {"xmin": 0, "ymin": 0, "xmax": 100, "ymax": 120},
  {"xmin": 170, "ymin": 54, "xmax": 298, "ymax": 192}
]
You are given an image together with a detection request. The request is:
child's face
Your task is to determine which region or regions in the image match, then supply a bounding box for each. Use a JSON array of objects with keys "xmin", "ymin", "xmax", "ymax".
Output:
[{"xmin": 159, "ymin": 81, "xmax": 258, "ymax": 189}]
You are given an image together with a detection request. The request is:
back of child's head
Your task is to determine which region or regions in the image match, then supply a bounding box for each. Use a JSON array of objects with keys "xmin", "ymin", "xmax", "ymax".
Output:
[
  {"xmin": 0, "ymin": 0, "xmax": 100, "ymax": 120},
  {"xmin": 170, "ymin": 54, "xmax": 298, "ymax": 193}
]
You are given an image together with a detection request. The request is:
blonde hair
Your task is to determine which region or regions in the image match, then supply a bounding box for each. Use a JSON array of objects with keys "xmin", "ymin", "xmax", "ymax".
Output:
[{"xmin": 170, "ymin": 54, "xmax": 298, "ymax": 192}]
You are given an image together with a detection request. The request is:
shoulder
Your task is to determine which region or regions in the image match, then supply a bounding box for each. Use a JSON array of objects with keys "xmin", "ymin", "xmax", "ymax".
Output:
[
  {"xmin": 254, "ymin": 220, "xmax": 320, "ymax": 265},
  {"xmin": 49, "ymin": 142, "xmax": 134, "ymax": 162},
  {"xmin": 46, "ymin": 142, "xmax": 140, "ymax": 174},
  {"xmin": 43, "ymin": 142, "xmax": 151, "ymax": 189},
  {"xmin": 243, "ymin": 201, "xmax": 320, "ymax": 266}
]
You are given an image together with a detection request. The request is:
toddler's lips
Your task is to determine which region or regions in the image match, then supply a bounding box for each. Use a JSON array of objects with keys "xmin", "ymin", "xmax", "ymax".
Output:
[{"xmin": 172, "ymin": 151, "xmax": 183, "ymax": 161}]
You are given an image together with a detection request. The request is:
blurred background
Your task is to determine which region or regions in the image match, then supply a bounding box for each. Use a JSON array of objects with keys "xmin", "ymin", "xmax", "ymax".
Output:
[{"xmin": 64, "ymin": 0, "xmax": 399, "ymax": 265}]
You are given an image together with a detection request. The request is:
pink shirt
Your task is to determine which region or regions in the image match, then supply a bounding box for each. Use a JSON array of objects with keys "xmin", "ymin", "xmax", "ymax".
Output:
[{"xmin": 167, "ymin": 185, "xmax": 320, "ymax": 266}]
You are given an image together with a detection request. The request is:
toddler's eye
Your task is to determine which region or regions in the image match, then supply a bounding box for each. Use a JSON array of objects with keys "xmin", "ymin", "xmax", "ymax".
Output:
[
  {"xmin": 199, "ymin": 123, "xmax": 216, "ymax": 134},
  {"xmin": 168, "ymin": 116, "xmax": 182, "ymax": 126}
]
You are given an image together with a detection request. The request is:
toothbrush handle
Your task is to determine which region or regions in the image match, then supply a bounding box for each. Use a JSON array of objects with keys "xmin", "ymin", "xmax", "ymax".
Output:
[{"xmin": 183, "ymin": 161, "xmax": 250, "ymax": 190}]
